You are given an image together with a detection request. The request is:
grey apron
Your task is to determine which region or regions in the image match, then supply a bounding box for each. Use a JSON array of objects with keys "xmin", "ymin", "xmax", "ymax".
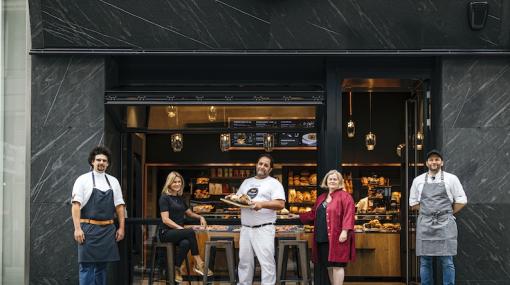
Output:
[
  {"xmin": 78, "ymin": 172, "xmax": 120, "ymax": 262},
  {"xmin": 416, "ymin": 171, "xmax": 458, "ymax": 256}
]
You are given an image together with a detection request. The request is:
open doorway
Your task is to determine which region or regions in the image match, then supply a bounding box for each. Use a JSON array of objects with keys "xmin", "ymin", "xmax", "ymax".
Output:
[{"xmin": 340, "ymin": 78, "xmax": 428, "ymax": 284}]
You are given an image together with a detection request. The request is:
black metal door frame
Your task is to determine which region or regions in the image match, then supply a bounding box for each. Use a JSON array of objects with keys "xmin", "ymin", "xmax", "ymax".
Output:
[{"xmin": 324, "ymin": 57, "xmax": 434, "ymax": 284}]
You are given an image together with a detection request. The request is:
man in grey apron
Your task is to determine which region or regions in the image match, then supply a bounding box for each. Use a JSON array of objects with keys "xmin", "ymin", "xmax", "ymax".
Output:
[
  {"xmin": 71, "ymin": 146, "xmax": 126, "ymax": 285},
  {"xmin": 409, "ymin": 150, "xmax": 467, "ymax": 285}
]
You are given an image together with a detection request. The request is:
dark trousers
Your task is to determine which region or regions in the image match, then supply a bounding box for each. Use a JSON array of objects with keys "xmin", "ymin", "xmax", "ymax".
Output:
[{"xmin": 160, "ymin": 228, "xmax": 199, "ymax": 266}]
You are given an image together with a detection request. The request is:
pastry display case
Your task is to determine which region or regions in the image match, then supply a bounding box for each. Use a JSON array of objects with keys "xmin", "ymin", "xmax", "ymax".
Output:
[{"xmin": 284, "ymin": 167, "xmax": 317, "ymax": 214}]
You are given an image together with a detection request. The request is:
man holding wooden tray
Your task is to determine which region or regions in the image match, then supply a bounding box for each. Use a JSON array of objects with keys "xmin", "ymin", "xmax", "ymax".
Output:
[{"xmin": 232, "ymin": 154, "xmax": 285, "ymax": 285}]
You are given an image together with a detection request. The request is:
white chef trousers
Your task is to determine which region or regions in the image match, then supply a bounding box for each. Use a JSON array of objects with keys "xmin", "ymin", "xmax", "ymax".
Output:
[{"xmin": 238, "ymin": 224, "xmax": 276, "ymax": 285}]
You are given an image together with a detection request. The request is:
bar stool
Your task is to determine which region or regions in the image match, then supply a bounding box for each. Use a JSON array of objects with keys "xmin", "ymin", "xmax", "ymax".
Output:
[
  {"xmin": 203, "ymin": 238, "xmax": 236, "ymax": 285},
  {"xmin": 207, "ymin": 236, "xmax": 237, "ymax": 272},
  {"xmin": 275, "ymin": 237, "xmax": 301, "ymax": 279},
  {"xmin": 276, "ymin": 239, "xmax": 311, "ymax": 285},
  {"xmin": 148, "ymin": 227, "xmax": 191, "ymax": 285}
]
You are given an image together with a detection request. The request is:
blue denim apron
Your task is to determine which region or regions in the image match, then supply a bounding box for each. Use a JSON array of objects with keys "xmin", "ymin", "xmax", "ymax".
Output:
[
  {"xmin": 78, "ymin": 172, "xmax": 119, "ymax": 262},
  {"xmin": 416, "ymin": 171, "xmax": 458, "ymax": 256}
]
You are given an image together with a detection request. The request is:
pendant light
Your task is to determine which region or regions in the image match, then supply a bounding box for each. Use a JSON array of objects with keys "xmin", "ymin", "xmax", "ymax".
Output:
[
  {"xmin": 171, "ymin": 133, "xmax": 184, "ymax": 152},
  {"xmin": 219, "ymin": 133, "xmax": 231, "ymax": 152},
  {"xmin": 415, "ymin": 94, "xmax": 424, "ymax": 150},
  {"xmin": 166, "ymin": 105, "xmax": 177, "ymax": 118},
  {"xmin": 346, "ymin": 91, "xmax": 356, "ymax": 138},
  {"xmin": 396, "ymin": 143, "xmax": 406, "ymax": 157},
  {"xmin": 263, "ymin": 133, "xmax": 274, "ymax": 152},
  {"xmin": 208, "ymin": 106, "xmax": 217, "ymax": 122},
  {"xmin": 365, "ymin": 91, "xmax": 376, "ymax": 151},
  {"xmin": 415, "ymin": 132, "xmax": 424, "ymax": 150}
]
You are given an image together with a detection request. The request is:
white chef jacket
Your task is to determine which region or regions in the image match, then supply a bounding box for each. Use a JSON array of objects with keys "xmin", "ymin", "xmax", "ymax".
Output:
[
  {"xmin": 72, "ymin": 171, "xmax": 125, "ymax": 209},
  {"xmin": 409, "ymin": 170, "xmax": 467, "ymax": 207}
]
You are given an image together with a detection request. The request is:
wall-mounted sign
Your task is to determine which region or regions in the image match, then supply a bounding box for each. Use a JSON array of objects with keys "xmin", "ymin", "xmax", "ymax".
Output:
[{"xmin": 228, "ymin": 117, "xmax": 316, "ymax": 149}]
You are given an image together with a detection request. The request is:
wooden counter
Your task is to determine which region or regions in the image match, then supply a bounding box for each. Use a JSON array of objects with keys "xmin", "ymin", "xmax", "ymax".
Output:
[
  {"xmin": 190, "ymin": 230, "xmax": 400, "ymax": 277},
  {"xmin": 300, "ymin": 232, "xmax": 401, "ymax": 276}
]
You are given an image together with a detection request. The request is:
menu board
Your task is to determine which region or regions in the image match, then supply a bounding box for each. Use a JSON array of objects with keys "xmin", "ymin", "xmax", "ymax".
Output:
[{"xmin": 229, "ymin": 118, "xmax": 316, "ymax": 148}]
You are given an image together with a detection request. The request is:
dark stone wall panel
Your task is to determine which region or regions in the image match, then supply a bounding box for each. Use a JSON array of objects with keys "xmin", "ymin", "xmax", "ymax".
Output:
[
  {"xmin": 30, "ymin": 202, "xmax": 77, "ymax": 285},
  {"xmin": 29, "ymin": 0, "xmax": 509, "ymax": 50},
  {"xmin": 456, "ymin": 204, "xmax": 510, "ymax": 284},
  {"xmin": 30, "ymin": 56, "xmax": 105, "ymax": 284},
  {"xmin": 442, "ymin": 57, "xmax": 510, "ymax": 129},
  {"xmin": 28, "ymin": 0, "xmax": 44, "ymax": 48},
  {"xmin": 443, "ymin": 127, "xmax": 510, "ymax": 204},
  {"xmin": 31, "ymin": 56, "xmax": 105, "ymax": 204},
  {"xmin": 440, "ymin": 57, "xmax": 510, "ymax": 284}
]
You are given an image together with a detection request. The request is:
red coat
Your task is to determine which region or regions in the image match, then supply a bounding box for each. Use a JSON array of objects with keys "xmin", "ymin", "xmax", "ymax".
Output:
[{"xmin": 299, "ymin": 189, "xmax": 356, "ymax": 263}]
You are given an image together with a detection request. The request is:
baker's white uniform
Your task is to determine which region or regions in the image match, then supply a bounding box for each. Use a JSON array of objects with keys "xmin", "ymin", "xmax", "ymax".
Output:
[{"xmin": 236, "ymin": 176, "xmax": 285, "ymax": 285}]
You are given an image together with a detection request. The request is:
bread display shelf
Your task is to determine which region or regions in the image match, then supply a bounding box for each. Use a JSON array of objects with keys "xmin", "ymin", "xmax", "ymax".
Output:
[{"xmin": 355, "ymin": 214, "xmax": 395, "ymax": 220}]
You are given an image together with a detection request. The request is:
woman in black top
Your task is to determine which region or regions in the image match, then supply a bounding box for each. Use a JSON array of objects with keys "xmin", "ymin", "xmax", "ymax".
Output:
[{"xmin": 159, "ymin": 171, "xmax": 213, "ymax": 281}]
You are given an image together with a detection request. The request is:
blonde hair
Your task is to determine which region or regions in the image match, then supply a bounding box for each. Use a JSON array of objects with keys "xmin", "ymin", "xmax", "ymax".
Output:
[
  {"xmin": 161, "ymin": 171, "xmax": 185, "ymax": 196},
  {"xmin": 320, "ymin": 170, "xmax": 345, "ymax": 190}
]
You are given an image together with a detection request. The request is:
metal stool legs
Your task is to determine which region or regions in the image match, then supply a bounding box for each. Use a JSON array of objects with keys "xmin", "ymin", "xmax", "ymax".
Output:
[
  {"xmin": 203, "ymin": 240, "xmax": 236, "ymax": 285},
  {"xmin": 149, "ymin": 242, "xmax": 175, "ymax": 285},
  {"xmin": 276, "ymin": 240, "xmax": 311, "ymax": 285},
  {"xmin": 149, "ymin": 241, "xmax": 191, "ymax": 285}
]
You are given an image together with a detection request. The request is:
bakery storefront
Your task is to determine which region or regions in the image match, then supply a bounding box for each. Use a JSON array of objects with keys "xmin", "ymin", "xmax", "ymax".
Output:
[{"xmin": 108, "ymin": 56, "xmax": 432, "ymax": 284}]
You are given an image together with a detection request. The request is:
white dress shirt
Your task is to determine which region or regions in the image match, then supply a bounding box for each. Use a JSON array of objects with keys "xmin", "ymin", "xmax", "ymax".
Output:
[
  {"xmin": 409, "ymin": 170, "xmax": 467, "ymax": 207},
  {"xmin": 72, "ymin": 171, "xmax": 125, "ymax": 209}
]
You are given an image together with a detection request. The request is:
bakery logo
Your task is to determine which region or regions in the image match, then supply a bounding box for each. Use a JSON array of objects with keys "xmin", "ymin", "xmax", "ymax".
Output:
[{"xmin": 247, "ymin": 188, "xmax": 259, "ymax": 199}]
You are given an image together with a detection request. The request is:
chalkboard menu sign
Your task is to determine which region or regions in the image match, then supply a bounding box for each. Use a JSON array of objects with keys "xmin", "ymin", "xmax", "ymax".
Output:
[{"xmin": 229, "ymin": 118, "xmax": 316, "ymax": 148}]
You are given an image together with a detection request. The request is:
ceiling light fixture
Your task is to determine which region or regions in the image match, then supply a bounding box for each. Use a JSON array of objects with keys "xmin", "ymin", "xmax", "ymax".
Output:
[
  {"xmin": 347, "ymin": 90, "xmax": 356, "ymax": 138},
  {"xmin": 219, "ymin": 133, "xmax": 231, "ymax": 152},
  {"xmin": 365, "ymin": 91, "xmax": 376, "ymax": 151},
  {"xmin": 170, "ymin": 133, "xmax": 183, "ymax": 152}
]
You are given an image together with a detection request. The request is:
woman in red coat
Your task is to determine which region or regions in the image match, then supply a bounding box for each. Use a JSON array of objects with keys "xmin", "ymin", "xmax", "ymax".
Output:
[{"xmin": 295, "ymin": 170, "xmax": 356, "ymax": 285}]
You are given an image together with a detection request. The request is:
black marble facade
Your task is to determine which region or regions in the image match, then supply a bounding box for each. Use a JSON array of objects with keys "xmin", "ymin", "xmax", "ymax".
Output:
[
  {"xmin": 28, "ymin": 1, "xmax": 510, "ymax": 285},
  {"xmin": 29, "ymin": 0, "xmax": 510, "ymax": 50},
  {"xmin": 28, "ymin": 56, "xmax": 510, "ymax": 285},
  {"xmin": 30, "ymin": 56, "xmax": 105, "ymax": 284},
  {"xmin": 439, "ymin": 57, "xmax": 510, "ymax": 285}
]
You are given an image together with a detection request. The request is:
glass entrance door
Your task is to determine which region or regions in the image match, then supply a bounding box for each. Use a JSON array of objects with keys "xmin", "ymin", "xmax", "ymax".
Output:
[{"xmin": 403, "ymin": 84, "xmax": 427, "ymax": 284}]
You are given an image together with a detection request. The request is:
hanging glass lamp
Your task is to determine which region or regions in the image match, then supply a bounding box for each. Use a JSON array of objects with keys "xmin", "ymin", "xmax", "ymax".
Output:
[
  {"xmin": 166, "ymin": 105, "xmax": 177, "ymax": 118},
  {"xmin": 170, "ymin": 133, "xmax": 184, "ymax": 152},
  {"xmin": 347, "ymin": 91, "xmax": 356, "ymax": 138},
  {"xmin": 208, "ymin": 106, "xmax": 217, "ymax": 122},
  {"xmin": 365, "ymin": 132, "xmax": 376, "ymax": 151},
  {"xmin": 219, "ymin": 133, "xmax": 231, "ymax": 152},
  {"xmin": 415, "ymin": 131, "xmax": 424, "ymax": 150},
  {"xmin": 365, "ymin": 91, "xmax": 376, "ymax": 151},
  {"xmin": 263, "ymin": 133, "xmax": 274, "ymax": 152}
]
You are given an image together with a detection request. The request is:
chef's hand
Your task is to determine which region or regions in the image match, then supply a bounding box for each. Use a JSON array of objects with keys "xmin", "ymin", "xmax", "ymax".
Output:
[
  {"xmin": 74, "ymin": 228, "xmax": 85, "ymax": 244},
  {"xmin": 200, "ymin": 216, "xmax": 208, "ymax": 227},
  {"xmin": 252, "ymin": 202, "xmax": 263, "ymax": 211},
  {"xmin": 116, "ymin": 228, "xmax": 125, "ymax": 242},
  {"xmin": 339, "ymin": 230, "xmax": 348, "ymax": 243}
]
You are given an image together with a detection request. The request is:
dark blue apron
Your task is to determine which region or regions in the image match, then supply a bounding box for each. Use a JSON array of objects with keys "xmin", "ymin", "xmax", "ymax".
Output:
[{"xmin": 78, "ymin": 172, "xmax": 119, "ymax": 262}]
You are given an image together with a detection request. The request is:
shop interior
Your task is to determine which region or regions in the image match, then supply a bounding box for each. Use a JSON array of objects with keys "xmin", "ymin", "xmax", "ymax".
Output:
[{"xmin": 108, "ymin": 76, "xmax": 427, "ymax": 284}]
